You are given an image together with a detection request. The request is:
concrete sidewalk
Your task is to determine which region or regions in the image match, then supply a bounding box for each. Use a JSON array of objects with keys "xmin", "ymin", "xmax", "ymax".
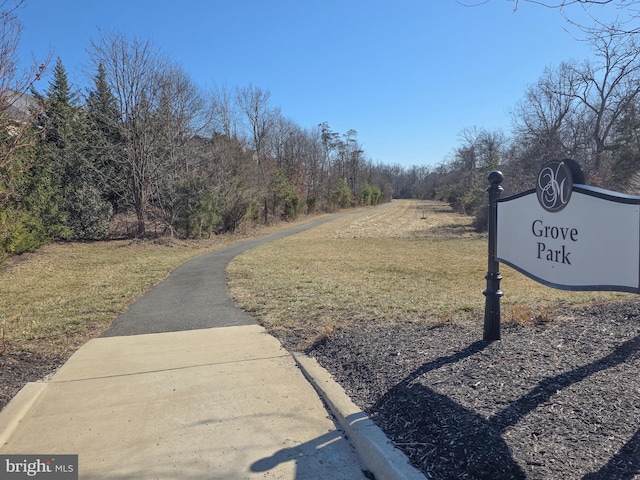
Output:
[
  {"xmin": 1, "ymin": 325, "xmax": 364, "ymax": 479},
  {"xmin": 0, "ymin": 325, "xmax": 424, "ymax": 479}
]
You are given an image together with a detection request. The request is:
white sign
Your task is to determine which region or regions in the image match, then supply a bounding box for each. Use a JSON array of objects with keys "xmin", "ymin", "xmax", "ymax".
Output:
[{"xmin": 497, "ymin": 182, "xmax": 640, "ymax": 293}]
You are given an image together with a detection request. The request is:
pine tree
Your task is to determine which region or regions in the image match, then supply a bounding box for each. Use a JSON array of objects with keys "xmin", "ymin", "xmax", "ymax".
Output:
[
  {"xmin": 30, "ymin": 57, "xmax": 112, "ymax": 240},
  {"xmin": 86, "ymin": 63, "xmax": 126, "ymax": 214},
  {"xmin": 25, "ymin": 58, "xmax": 72, "ymax": 241}
]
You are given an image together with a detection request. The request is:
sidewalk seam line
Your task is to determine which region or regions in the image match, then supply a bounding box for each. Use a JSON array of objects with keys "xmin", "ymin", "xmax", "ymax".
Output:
[{"xmin": 50, "ymin": 353, "xmax": 292, "ymax": 383}]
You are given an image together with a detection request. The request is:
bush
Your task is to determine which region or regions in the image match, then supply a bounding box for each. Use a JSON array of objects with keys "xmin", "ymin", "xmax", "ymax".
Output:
[
  {"xmin": 0, "ymin": 207, "xmax": 47, "ymax": 258},
  {"xmin": 331, "ymin": 178, "xmax": 353, "ymax": 209},
  {"xmin": 472, "ymin": 201, "xmax": 489, "ymax": 232},
  {"xmin": 218, "ymin": 185, "xmax": 254, "ymax": 233},
  {"xmin": 64, "ymin": 183, "xmax": 113, "ymax": 239},
  {"xmin": 171, "ymin": 178, "xmax": 223, "ymax": 238},
  {"xmin": 273, "ymin": 171, "xmax": 301, "ymax": 220},
  {"xmin": 361, "ymin": 182, "xmax": 382, "ymax": 206},
  {"xmin": 306, "ymin": 196, "xmax": 317, "ymax": 213}
]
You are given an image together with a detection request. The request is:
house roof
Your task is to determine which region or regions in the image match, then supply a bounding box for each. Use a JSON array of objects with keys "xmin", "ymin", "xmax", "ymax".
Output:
[{"xmin": 1, "ymin": 89, "xmax": 39, "ymax": 123}]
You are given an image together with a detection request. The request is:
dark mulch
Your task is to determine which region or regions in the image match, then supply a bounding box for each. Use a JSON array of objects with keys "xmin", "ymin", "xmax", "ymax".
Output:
[
  {"xmin": 0, "ymin": 349, "xmax": 65, "ymax": 411},
  {"xmin": 298, "ymin": 300, "xmax": 640, "ymax": 480}
]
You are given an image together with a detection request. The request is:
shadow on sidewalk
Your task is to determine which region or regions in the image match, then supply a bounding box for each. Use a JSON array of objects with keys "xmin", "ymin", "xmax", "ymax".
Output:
[{"xmin": 251, "ymin": 430, "xmax": 371, "ymax": 479}]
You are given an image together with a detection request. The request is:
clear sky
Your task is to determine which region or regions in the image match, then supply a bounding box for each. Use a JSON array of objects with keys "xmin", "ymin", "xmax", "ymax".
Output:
[{"xmin": 14, "ymin": 0, "xmax": 609, "ymax": 168}]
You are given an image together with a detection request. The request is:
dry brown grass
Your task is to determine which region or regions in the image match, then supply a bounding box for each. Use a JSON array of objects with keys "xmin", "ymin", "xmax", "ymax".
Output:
[
  {"xmin": 0, "ymin": 200, "xmax": 631, "ymax": 358},
  {"xmin": 0, "ymin": 239, "xmax": 219, "ymax": 355},
  {"xmin": 228, "ymin": 200, "xmax": 631, "ymax": 343},
  {"xmin": 0, "ymin": 215, "xmax": 328, "ymax": 357}
]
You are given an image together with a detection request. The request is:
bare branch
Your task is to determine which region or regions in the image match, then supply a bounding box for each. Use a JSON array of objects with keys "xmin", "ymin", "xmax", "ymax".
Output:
[
  {"xmin": 0, "ymin": 0, "xmax": 49, "ymax": 179},
  {"xmin": 455, "ymin": 0, "xmax": 491, "ymax": 6},
  {"xmin": 495, "ymin": 0, "xmax": 640, "ymax": 38}
]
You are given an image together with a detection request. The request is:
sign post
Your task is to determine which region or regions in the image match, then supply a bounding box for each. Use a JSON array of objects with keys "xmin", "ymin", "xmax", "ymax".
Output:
[{"xmin": 483, "ymin": 171, "xmax": 504, "ymax": 341}]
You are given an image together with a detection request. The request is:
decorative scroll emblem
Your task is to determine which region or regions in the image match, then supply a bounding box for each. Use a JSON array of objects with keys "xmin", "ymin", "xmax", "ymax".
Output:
[{"xmin": 536, "ymin": 159, "xmax": 584, "ymax": 213}]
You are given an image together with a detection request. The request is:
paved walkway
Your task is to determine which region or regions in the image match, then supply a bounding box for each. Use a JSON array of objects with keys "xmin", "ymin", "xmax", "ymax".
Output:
[{"xmin": 0, "ymin": 213, "xmax": 424, "ymax": 480}]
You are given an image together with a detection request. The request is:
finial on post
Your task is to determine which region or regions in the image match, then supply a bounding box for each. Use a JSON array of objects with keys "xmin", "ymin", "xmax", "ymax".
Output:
[{"xmin": 487, "ymin": 170, "xmax": 504, "ymax": 186}]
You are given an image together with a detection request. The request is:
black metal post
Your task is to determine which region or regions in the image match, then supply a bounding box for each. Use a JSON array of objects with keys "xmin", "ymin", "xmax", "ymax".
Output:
[{"xmin": 483, "ymin": 171, "xmax": 504, "ymax": 341}]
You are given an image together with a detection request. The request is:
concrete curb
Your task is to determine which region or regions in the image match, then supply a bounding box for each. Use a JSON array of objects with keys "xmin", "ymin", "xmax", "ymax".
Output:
[
  {"xmin": 292, "ymin": 352, "xmax": 426, "ymax": 480},
  {"xmin": 0, "ymin": 382, "xmax": 47, "ymax": 447}
]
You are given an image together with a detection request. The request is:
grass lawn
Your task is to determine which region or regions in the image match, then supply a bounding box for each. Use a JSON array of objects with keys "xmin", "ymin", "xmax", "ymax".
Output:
[
  {"xmin": 0, "ymin": 199, "xmax": 630, "ymax": 357},
  {"xmin": 228, "ymin": 200, "xmax": 631, "ymax": 347},
  {"xmin": 0, "ymin": 218, "xmax": 324, "ymax": 356}
]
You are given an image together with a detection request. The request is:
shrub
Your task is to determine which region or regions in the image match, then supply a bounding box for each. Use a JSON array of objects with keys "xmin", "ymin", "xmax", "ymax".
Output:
[
  {"xmin": 64, "ymin": 182, "xmax": 113, "ymax": 239},
  {"xmin": 0, "ymin": 207, "xmax": 47, "ymax": 258},
  {"xmin": 273, "ymin": 171, "xmax": 300, "ymax": 220},
  {"xmin": 331, "ymin": 178, "xmax": 353, "ymax": 209}
]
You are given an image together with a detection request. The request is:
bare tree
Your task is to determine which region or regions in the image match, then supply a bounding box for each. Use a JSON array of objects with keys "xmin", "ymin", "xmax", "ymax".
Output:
[
  {"xmin": 461, "ymin": 0, "xmax": 640, "ymax": 37},
  {"xmin": 236, "ymin": 84, "xmax": 273, "ymax": 160},
  {"xmin": 344, "ymin": 129, "xmax": 364, "ymax": 194},
  {"xmin": 155, "ymin": 62, "xmax": 208, "ymax": 172},
  {"xmin": 268, "ymin": 113, "xmax": 298, "ymax": 173},
  {"xmin": 89, "ymin": 30, "xmax": 162, "ymax": 235},
  {"xmin": 510, "ymin": 62, "xmax": 581, "ymax": 164},
  {"xmin": 509, "ymin": 29, "xmax": 640, "ymax": 182},
  {"xmin": 511, "ymin": 0, "xmax": 629, "ymax": 8},
  {"xmin": 152, "ymin": 62, "xmax": 209, "ymax": 234},
  {"xmin": 319, "ymin": 121, "xmax": 339, "ymax": 195},
  {"xmin": 0, "ymin": 0, "xmax": 47, "ymax": 171},
  {"xmin": 296, "ymin": 126, "xmax": 324, "ymax": 210},
  {"xmin": 236, "ymin": 84, "xmax": 276, "ymax": 222},
  {"xmin": 518, "ymin": 0, "xmax": 640, "ymax": 33},
  {"xmin": 570, "ymin": 30, "xmax": 640, "ymax": 173},
  {"xmin": 459, "ymin": 1, "xmax": 630, "ymax": 10},
  {"xmin": 209, "ymin": 83, "xmax": 239, "ymax": 138}
]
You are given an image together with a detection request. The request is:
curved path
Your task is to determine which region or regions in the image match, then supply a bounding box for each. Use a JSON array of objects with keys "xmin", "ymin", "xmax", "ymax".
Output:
[{"xmin": 102, "ymin": 215, "xmax": 344, "ymax": 336}]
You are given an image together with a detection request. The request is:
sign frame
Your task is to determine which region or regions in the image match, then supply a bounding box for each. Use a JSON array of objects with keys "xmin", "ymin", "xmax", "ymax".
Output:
[{"xmin": 497, "ymin": 184, "xmax": 640, "ymax": 293}]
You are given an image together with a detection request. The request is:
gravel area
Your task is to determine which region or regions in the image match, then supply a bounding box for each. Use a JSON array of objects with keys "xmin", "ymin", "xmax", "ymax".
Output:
[{"xmin": 297, "ymin": 300, "xmax": 640, "ymax": 480}]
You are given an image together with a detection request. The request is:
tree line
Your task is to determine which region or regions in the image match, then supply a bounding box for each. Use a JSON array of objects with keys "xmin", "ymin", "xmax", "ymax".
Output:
[
  {"xmin": 0, "ymin": 15, "xmax": 392, "ymax": 260},
  {"xmin": 394, "ymin": 20, "xmax": 640, "ymax": 230},
  {"xmin": 3, "ymin": 0, "xmax": 640, "ymax": 260}
]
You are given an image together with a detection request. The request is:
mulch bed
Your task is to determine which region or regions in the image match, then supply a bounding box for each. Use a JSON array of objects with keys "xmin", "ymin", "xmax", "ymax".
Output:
[
  {"xmin": 2, "ymin": 300, "xmax": 640, "ymax": 479},
  {"xmin": 300, "ymin": 300, "xmax": 640, "ymax": 480},
  {"xmin": 0, "ymin": 350, "xmax": 65, "ymax": 411}
]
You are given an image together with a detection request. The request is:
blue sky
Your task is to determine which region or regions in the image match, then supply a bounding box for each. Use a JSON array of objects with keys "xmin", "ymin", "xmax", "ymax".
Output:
[{"xmin": 15, "ymin": 0, "xmax": 608, "ymax": 168}]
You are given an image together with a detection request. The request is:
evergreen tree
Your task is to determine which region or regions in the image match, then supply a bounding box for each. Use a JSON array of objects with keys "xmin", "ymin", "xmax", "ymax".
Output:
[
  {"xmin": 31, "ymin": 57, "xmax": 112, "ymax": 240},
  {"xmin": 331, "ymin": 178, "xmax": 353, "ymax": 209},
  {"xmin": 0, "ymin": 127, "xmax": 48, "ymax": 257},
  {"xmin": 25, "ymin": 59, "xmax": 71, "ymax": 241},
  {"xmin": 273, "ymin": 170, "xmax": 300, "ymax": 220},
  {"xmin": 86, "ymin": 63, "xmax": 126, "ymax": 213}
]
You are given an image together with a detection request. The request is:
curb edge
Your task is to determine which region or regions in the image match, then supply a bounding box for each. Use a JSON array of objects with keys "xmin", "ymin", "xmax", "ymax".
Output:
[{"xmin": 292, "ymin": 352, "xmax": 426, "ymax": 480}]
